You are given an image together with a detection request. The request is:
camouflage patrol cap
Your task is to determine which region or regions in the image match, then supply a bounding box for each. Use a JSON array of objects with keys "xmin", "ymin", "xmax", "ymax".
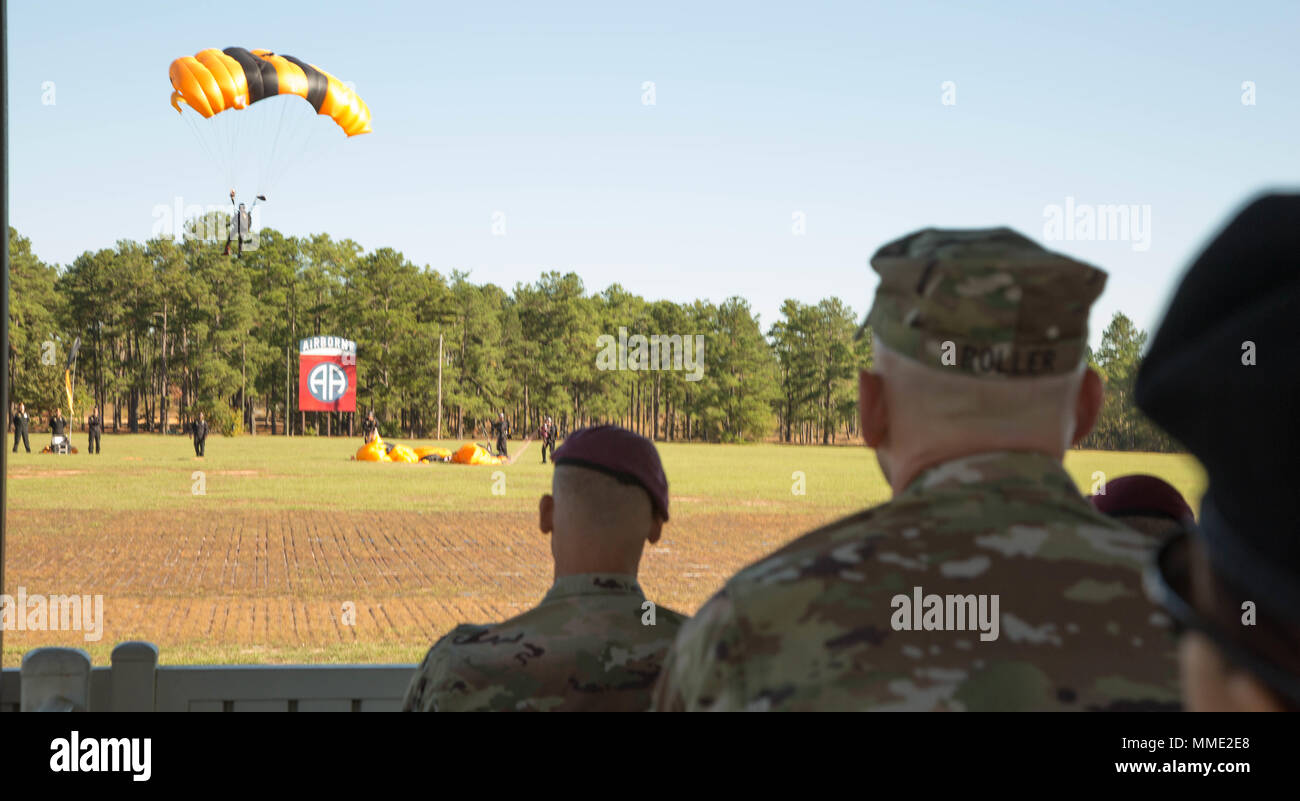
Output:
[{"xmin": 860, "ymin": 227, "xmax": 1107, "ymax": 378}]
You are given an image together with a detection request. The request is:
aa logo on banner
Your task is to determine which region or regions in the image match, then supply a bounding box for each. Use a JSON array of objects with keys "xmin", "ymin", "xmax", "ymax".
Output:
[{"xmin": 299, "ymin": 336, "xmax": 358, "ymax": 412}]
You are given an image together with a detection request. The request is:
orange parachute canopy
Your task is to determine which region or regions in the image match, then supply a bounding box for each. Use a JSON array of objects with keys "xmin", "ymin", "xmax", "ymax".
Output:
[
  {"xmin": 388, "ymin": 443, "xmax": 419, "ymax": 464},
  {"xmin": 354, "ymin": 441, "xmax": 502, "ymax": 466},
  {"xmin": 452, "ymin": 443, "xmax": 504, "ymax": 466},
  {"xmin": 355, "ymin": 438, "xmax": 389, "ymax": 462},
  {"xmin": 169, "ymin": 47, "xmax": 371, "ymax": 136}
]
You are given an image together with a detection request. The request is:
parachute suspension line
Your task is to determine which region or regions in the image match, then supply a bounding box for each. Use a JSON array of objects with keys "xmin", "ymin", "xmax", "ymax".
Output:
[
  {"xmin": 235, "ymin": 101, "xmax": 252, "ymax": 195},
  {"xmin": 180, "ymin": 112, "xmax": 210, "ymax": 179},
  {"xmin": 289, "ymin": 111, "xmax": 340, "ymax": 190},
  {"xmin": 261, "ymin": 94, "xmax": 295, "ymax": 197},
  {"xmin": 182, "ymin": 110, "xmax": 231, "ymax": 206}
]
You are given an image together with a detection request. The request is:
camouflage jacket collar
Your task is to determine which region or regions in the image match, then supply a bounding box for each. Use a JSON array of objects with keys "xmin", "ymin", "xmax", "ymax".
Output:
[
  {"xmin": 544, "ymin": 573, "xmax": 645, "ymax": 603},
  {"xmin": 901, "ymin": 450, "xmax": 1081, "ymax": 500}
]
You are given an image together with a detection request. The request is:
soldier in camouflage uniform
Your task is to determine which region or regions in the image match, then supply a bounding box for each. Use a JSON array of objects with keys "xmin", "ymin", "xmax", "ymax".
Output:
[
  {"xmin": 652, "ymin": 227, "xmax": 1182, "ymax": 711},
  {"xmin": 404, "ymin": 425, "xmax": 686, "ymax": 711}
]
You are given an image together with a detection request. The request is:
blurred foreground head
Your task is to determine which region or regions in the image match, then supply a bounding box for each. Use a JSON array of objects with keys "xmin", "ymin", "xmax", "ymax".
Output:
[
  {"xmin": 1137, "ymin": 193, "xmax": 1300, "ymax": 711},
  {"xmin": 856, "ymin": 228, "xmax": 1106, "ymax": 491},
  {"xmin": 540, "ymin": 425, "xmax": 669, "ymax": 578},
  {"xmin": 1089, "ymin": 474, "xmax": 1195, "ymax": 538}
]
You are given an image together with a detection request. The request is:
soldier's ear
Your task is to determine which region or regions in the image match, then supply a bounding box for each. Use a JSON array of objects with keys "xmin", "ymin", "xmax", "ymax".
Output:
[
  {"xmin": 539, "ymin": 494, "xmax": 554, "ymax": 535},
  {"xmin": 859, "ymin": 369, "xmax": 888, "ymax": 447},
  {"xmin": 647, "ymin": 515, "xmax": 663, "ymax": 545},
  {"xmin": 1070, "ymin": 367, "xmax": 1104, "ymax": 446}
]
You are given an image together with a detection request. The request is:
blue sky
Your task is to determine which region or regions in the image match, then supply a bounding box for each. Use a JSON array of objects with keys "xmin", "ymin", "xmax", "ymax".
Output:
[{"xmin": 8, "ymin": 0, "xmax": 1299, "ymax": 345}]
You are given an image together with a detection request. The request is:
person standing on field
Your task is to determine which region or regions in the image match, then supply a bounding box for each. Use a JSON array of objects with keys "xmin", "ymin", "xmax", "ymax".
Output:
[
  {"xmin": 47, "ymin": 408, "xmax": 69, "ymax": 454},
  {"xmin": 652, "ymin": 227, "xmax": 1181, "ymax": 712},
  {"xmin": 192, "ymin": 412, "xmax": 209, "ymax": 457},
  {"xmin": 86, "ymin": 407, "xmax": 103, "ymax": 455},
  {"xmin": 492, "ymin": 411, "xmax": 509, "ymax": 459},
  {"xmin": 362, "ymin": 410, "xmax": 379, "ymax": 443},
  {"xmin": 49, "ymin": 407, "xmax": 66, "ymax": 439},
  {"xmin": 12, "ymin": 402, "xmax": 30, "ymax": 453},
  {"xmin": 539, "ymin": 415, "xmax": 557, "ymax": 463}
]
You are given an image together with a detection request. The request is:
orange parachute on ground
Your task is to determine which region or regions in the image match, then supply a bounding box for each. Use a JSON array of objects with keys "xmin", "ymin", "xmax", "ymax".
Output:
[
  {"xmin": 354, "ymin": 439, "xmax": 502, "ymax": 465},
  {"xmin": 355, "ymin": 438, "xmax": 389, "ymax": 462},
  {"xmin": 387, "ymin": 443, "xmax": 419, "ymax": 463},
  {"xmin": 415, "ymin": 446, "xmax": 452, "ymax": 462},
  {"xmin": 451, "ymin": 443, "xmax": 504, "ymax": 466}
]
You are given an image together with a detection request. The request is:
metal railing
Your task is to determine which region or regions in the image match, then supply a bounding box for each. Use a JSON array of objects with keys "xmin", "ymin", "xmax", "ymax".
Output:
[{"xmin": 1, "ymin": 642, "xmax": 415, "ymax": 712}]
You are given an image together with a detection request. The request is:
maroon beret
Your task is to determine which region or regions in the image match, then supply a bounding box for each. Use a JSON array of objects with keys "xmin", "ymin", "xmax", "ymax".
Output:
[
  {"xmin": 1089, "ymin": 474, "xmax": 1194, "ymax": 524},
  {"xmin": 552, "ymin": 425, "xmax": 669, "ymax": 521}
]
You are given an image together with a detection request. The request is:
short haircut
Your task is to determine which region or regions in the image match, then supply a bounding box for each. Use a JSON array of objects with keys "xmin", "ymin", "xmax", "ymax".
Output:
[{"xmin": 552, "ymin": 463, "xmax": 654, "ymax": 544}]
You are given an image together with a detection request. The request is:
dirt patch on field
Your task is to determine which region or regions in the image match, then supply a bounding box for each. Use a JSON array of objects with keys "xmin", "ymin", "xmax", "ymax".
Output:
[
  {"xmin": 2, "ymin": 507, "xmax": 846, "ymax": 665},
  {"xmin": 7, "ymin": 470, "xmax": 89, "ymax": 478}
]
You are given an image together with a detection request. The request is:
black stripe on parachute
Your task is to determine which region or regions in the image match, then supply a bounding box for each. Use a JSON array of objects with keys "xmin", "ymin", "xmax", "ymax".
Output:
[
  {"xmin": 222, "ymin": 47, "xmax": 279, "ymax": 104},
  {"xmin": 280, "ymin": 55, "xmax": 328, "ymax": 112}
]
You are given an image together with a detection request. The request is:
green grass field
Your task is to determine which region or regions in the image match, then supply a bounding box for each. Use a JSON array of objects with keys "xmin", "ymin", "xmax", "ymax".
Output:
[
  {"xmin": 5, "ymin": 433, "xmax": 1206, "ymax": 514},
  {"xmin": 3, "ymin": 433, "xmax": 1205, "ymax": 666}
]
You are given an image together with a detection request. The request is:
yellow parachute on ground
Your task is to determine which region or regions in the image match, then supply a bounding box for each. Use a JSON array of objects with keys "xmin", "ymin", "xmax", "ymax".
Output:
[
  {"xmin": 355, "ymin": 438, "xmax": 389, "ymax": 462},
  {"xmin": 388, "ymin": 443, "xmax": 419, "ymax": 463},
  {"xmin": 169, "ymin": 47, "xmax": 371, "ymax": 136},
  {"xmin": 354, "ymin": 440, "xmax": 502, "ymax": 465},
  {"xmin": 415, "ymin": 446, "xmax": 452, "ymax": 462},
  {"xmin": 452, "ymin": 443, "xmax": 504, "ymax": 466}
]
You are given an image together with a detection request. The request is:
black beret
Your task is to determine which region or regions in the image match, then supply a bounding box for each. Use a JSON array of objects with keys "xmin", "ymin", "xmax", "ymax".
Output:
[{"xmin": 1135, "ymin": 193, "xmax": 1300, "ymax": 621}]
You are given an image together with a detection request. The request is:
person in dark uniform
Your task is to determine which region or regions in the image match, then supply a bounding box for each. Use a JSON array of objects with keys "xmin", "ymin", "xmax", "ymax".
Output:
[
  {"xmin": 492, "ymin": 411, "xmax": 509, "ymax": 459},
  {"xmin": 192, "ymin": 412, "xmax": 209, "ymax": 457},
  {"xmin": 12, "ymin": 402, "xmax": 31, "ymax": 453},
  {"xmin": 540, "ymin": 415, "xmax": 557, "ymax": 463},
  {"xmin": 361, "ymin": 410, "xmax": 379, "ymax": 443},
  {"xmin": 48, "ymin": 407, "xmax": 68, "ymax": 454},
  {"xmin": 86, "ymin": 407, "xmax": 103, "ymax": 455},
  {"xmin": 223, "ymin": 189, "xmax": 262, "ymax": 256}
]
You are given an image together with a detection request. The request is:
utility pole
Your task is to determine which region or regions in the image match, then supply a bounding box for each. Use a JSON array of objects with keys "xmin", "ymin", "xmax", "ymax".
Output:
[
  {"xmin": 436, "ymin": 332, "xmax": 443, "ymax": 440},
  {"xmin": 286, "ymin": 345, "xmax": 291, "ymax": 437},
  {"xmin": 2, "ymin": 0, "xmax": 12, "ymax": 663}
]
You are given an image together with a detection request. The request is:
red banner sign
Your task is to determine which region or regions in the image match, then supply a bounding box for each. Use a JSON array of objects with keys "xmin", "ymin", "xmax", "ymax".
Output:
[{"xmin": 298, "ymin": 336, "xmax": 357, "ymax": 412}]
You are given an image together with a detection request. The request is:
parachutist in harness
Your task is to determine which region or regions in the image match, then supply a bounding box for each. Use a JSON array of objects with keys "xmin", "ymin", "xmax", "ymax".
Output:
[
  {"xmin": 361, "ymin": 410, "xmax": 379, "ymax": 443},
  {"xmin": 223, "ymin": 189, "xmax": 266, "ymax": 256},
  {"xmin": 491, "ymin": 412, "xmax": 509, "ymax": 459}
]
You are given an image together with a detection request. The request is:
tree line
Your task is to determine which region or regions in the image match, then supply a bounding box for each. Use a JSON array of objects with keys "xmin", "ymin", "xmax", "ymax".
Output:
[{"xmin": 6, "ymin": 223, "xmax": 1176, "ymax": 451}]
